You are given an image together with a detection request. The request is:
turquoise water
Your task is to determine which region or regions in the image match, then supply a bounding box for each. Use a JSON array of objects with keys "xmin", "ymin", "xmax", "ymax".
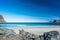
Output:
[
  {"xmin": 0, "ymin": 23, "xmax": 60, "ymax": 29},
  {"xmin": 0, "ymin": 23, "xmax": 60, "ymax": 35}
]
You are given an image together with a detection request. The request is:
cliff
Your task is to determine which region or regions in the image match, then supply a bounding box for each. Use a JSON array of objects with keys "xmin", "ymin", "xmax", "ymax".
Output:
[{"xmin": 0, "ymin": 15, "xmax": 6, "ymax": 23}]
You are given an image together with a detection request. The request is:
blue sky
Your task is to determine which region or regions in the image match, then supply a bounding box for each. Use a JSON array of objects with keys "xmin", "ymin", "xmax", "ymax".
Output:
[{"xmin": 0, "ymin": 0, "xmax": 60, "ymax": 22}]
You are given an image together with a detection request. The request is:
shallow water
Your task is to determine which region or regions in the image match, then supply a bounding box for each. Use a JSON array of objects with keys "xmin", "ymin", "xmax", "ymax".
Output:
[
  {"xmin": 0, "ymin": 23, "xmax": 60, "ymax": 35},
  {"xmin": 0, "ymin": 22, "xmax": 60, "ymax": 28}
]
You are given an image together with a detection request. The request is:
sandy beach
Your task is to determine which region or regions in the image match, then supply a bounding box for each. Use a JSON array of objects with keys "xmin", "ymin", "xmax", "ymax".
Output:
[{"xmin": 14, "ymin": 27, "xmax": 60, "ymax": 35}]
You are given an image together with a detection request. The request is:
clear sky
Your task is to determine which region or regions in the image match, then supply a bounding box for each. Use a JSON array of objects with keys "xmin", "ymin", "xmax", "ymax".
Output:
[{"xmin": 0, "ymin": 0, "xmax": 60, "ymax": 22}]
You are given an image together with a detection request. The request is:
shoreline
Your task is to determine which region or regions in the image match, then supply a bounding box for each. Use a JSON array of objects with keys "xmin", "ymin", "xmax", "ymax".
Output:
[{"xmin": 13, "ymin": 27, "xmax": 60, "ymax": 35}]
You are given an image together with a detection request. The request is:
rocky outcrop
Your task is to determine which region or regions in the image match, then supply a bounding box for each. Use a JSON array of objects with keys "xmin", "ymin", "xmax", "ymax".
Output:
[
  {"xmin": 0, "ymin": 28, "xmax": 60, "ymax": 40},
  {"xmin": 0, "ymin": 28, "xmax": 18, "ymax": 40},
  {"xmin": 43, "ymin": 31, "xmax": 59, "ymax": 40},
  {"xmin": 0, "ymin": 15, "xmax": 6, "ymax": 23}
]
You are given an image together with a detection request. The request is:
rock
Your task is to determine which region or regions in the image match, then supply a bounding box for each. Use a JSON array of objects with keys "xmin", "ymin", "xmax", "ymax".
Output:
[
  {"xmin": 0, "ymin": 15, "xmax": 6, "ymax": 23},
  {"xmin": 48, "ymin": 31, "xmax": 59, "ymax": 38}
]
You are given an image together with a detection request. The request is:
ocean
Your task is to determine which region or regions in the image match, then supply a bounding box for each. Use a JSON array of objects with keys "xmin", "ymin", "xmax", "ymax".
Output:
[
  {"xmin": 0, "ymin": 22, "xmax": 60, "ymax": 35},
  {"xmin": 0, "ymin": 22, "xmax": 60, "ymax": 28}
]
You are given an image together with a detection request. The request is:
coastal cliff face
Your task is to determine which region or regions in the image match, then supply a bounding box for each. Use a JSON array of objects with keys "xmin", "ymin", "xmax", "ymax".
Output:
[{"xmin": 0, "ymin": 15, "xmax": 6, "ymax": 23}]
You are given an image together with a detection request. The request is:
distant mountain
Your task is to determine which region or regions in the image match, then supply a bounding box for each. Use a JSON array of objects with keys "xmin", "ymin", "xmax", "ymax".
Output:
[{"xmin": 50, "ymin": 20, "xmax": 60, "ymax": 23}]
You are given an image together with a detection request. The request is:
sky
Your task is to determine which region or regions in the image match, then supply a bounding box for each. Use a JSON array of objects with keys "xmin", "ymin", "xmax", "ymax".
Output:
[{"xmin": 0, "ymin": 0, "xmax": 60, "ymax": 22}]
